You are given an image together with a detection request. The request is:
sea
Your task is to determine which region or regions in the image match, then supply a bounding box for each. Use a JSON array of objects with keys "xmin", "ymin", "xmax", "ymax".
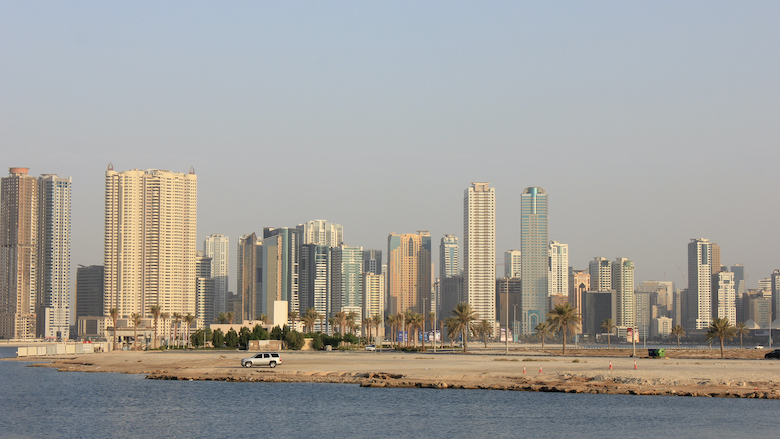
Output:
[{"xmin": 0, "ymin": 346, "xmax": 776, "ymax": 439}]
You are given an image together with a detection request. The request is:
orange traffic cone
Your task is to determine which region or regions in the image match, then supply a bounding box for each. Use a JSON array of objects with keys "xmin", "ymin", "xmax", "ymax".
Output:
[
  {"xmin": 634, "ymin": 360, "xmax": 637, "ymax": 370},
  {"xmin": 609, "ymin": 361, "xmax": 612, "ymax": 370},
  {"xmin": 539, "ymin": 366, "xmax": 543, "ymax": 374},
  {"xmin": 523, "ymin": 366, "xmax": 526, "ymax": 374}
]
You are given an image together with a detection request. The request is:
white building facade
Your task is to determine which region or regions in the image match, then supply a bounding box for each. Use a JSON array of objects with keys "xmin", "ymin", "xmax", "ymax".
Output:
[
  {"xmin": 204, "ymin": 234, "xmax": 229, "ymax": 321},
  {"xmin": 464, "ymin": 182, "xmax": 496, "ymax": 326},
  {"xmin": 548, "ymin": 241, "xmax": 568, "ymax": 297}
]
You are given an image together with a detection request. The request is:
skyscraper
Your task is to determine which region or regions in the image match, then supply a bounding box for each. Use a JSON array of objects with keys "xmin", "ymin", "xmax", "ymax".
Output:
[
  {"xmin": 204, "ymin": 234, "xmax": 229, "ymax": 322},
  {"xmin": 76, "ymin": 265, "xmax": 104, "ymax": 320},
  {"xmin": 195, "ymin": 251, "xmax": 214, "ymax": 323},
  {"xmin": 237, "ymin": 233, "xmax": 262, "ymax": 321},
  {"xmin": 262, "ymin": 227, "xmax": 300, "ymax": 320},
  {"xmin": 548, "ymin": 241, "xmax": 568, "ymax": 297},
  {"xmin": 387, "ymin": 231, "xmax": 432, "ymax": 316},
  {"xmin": 588, "ymin": 257, "xmax": 612, "ymax": 291},
  {"xmin": 504, "ymin": 250, "xmax": 521, "ymax": 278},
  {"xmin": 299, "ymin": 243, "xmax": 330, "ymax": 331},
  {"xmin": 362, "ymin": 249, "xmax": 382, "ymax": 275},
  {"xmin": 612, "ymin": 257, "xmax": 635, "ymax": 328},
  {"xmin": 520, "ymin": 187, "xmax": 548, "ymax": 334},
  {"xmin": 713, "ymin": 270, "xmax": 736, "ymax": 323},
  {"xmin": 331, "ymin": 245, "xmax": 363, "ymax": 318},
  {"xmin": 464, "ymin": 182, "xmax": 496, "ymax": 326},
  {"xmin": 296, "ymin": 219, "xmax": 343, "ymax": 247},
  {"xmin": 1, "ymin": 168, "xmax": 71, "ymax": 340},
  {"xmin": 440, "ymin": 234, "xmax": 459, "ymax": 280},
  {"xmin": 362, "ymin": 272, "xmax": 385, "ymax": 329},
  {"xmin": 103, "ymin": 167, "xmax": 197, "ymax": 326},
  {"xmin": 772, "ymin": 269, "xmax": 780, "ymax": 322},
  {"xmin": 687, "ymin": 238, "xmax": 712, "ymax": 330}
]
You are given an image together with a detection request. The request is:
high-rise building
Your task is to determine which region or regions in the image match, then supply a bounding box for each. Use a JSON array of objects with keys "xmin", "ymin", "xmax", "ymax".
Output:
[
  {"xmin": 582, "ymin": 290, "xmax": 616, "ymax": 338},
  {"xmin": 195, "ymin": 251, "xmax": 214, "ymax": 323},
  {"xmin": 331, "ymin": 245, "xmax": 363, "ymax": 316},
  {"xmin": 387, "ymin": 231, "xmax": 432, "ymax": 316},
  {"xmin": 362, "ymin": 272, "xmax": 385, "ymax": 326},
  {"xmin": 104, "ymin": 167, "xmax": 197, "ymax": 328},
  {"xmin": 440, "ymin": 275, "xmax": 465, "ymax": 319},
  {"xmin": 496, "ymin": 277, "xmax": 522, "ymax": 329},
  {"xmin": 1, "ymin": 168, "xmax": 72, "ymax": 340},
  {"xmin": 687, "ymin": 238, "xmax": 713, "ymax": 330},
  {"xmin": 464, "ymin": 183, "xmax": 496, "ymax": 326},
  {"xmin": 362, "ymin": 249, "xmax": 382, "ymax": 275},
  {"xmin": 568, "ymin": 269, "xmax": 590, "ymax": 328},
  {"xmin": 504, "ymin": 250, "xmax": 521, "ymax": 278},
  {"xmin": 713, "ymin": 271, "xmax": 736, "ymax": 323},
  {"xmin": 588, "ymin": 257, "xmax": 612, "ymax": 291},
  {"xmin": 262, "ymin": 227, "xmax": 300, "ymax": 320},
  {"xmin": 299, "ymin": 244, "xmax": 330, "ymax": 331},
  {"xmin": 76, "ymin": 265, "xmax": 104, "ymax": 320},
  {"xmin": 204, "ymin": 234, "xmax": 229, "ymax": 322},
  {"xmin": 296, "ymin": 220, "xmax": 343, "ymax": 247},
  {"xmin": 520, "ymin": 187, "xmax": 548, "ymax": 334},
  {"xmin": 548, "ymin": 241, "xmax": 568, "ymax": 297},
  {"xmin": 440, "ymin": 234, "xmax": 459, "ymax": 280},
  {"xmin": 771, "ymin": 270, "xmax": 780, "ymax": 322},
  {"xmin": 731, "ymin": 264, "xmax": 746, "ymax": 322},
  {"xmin": 237, "ymin": 233, "xmax": 263, "ymax": 321},
  {"xmin": 612, "ymin": 257, "xmax": 635, "ymax": 328},
  {"xmin": 634, "ymin": 291, "xmax": 650, "ymax": 338}
]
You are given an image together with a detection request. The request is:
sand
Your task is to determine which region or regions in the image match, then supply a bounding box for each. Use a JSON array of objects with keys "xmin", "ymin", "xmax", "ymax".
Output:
[{"xmin": 10, "ymin": 346, "xmax": 780, "ymax": 399}]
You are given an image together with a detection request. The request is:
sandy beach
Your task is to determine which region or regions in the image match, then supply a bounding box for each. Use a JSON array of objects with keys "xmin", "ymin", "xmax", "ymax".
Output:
[{"xmin": 10, "ymin": 347, "xmax": 780, "ymax": 399}]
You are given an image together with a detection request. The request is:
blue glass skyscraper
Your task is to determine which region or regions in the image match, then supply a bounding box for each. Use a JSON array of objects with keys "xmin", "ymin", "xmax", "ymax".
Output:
[{"xmin": 521, "ymin": 187, "xmax": 548, "ymax": 334}]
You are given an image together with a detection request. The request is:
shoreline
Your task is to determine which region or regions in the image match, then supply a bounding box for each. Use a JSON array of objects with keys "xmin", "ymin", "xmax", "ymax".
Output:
[{"xmin": 8, "ymin": 348, "xmax": 780, "ymax": 399}]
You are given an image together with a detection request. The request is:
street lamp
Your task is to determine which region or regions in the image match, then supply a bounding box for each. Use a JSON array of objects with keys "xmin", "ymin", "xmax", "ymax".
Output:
[{"xmin": 513, "ymin": 304, "xmax": 518, "ymax": 346}]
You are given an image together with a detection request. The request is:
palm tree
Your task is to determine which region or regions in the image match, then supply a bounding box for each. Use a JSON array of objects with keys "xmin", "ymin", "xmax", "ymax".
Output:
[
  {"xmin": 149, "ymin": 305, "xmax": 161, "ymax": 349},
  {"xmin": 386, "ymin": 314, "xmax": 397, "ymax": 345},
  {"xmin": 328, "ymin": 317, "xmax": 337, "ymax": 336},
  {"xmin": 225, "ymin": 311, "xmax": 234, "ymax": 324},
  {"xmin": 371, "ymin": 314, "xmax": 382, "ymax": 344},
  {"xmin": 334, "ymin": 311, "xmax": 347, "ymax": 336},
  {"xmin": 735, "ymin": 322, "xmax": 749, "ymax": 348},
  {"xmin": 160, "ymin": 312, "xmax": 169, "ymax": 347},
  {"xmin": 670, "ymin": 324, "xmax": 686, "ymax": 348},
  {"xmin": 288, "ymin": 310, "xmax": 299, "ymax": 331},
  {"xmin": 130, "ymin": 312, "xmax": 142, "ymax": 351},
  {"xmin": 362, "ymin": 318, "xmax": 371, "ymax": 344},
  {"xmin": 318, "ymin": 313, "xmax": 326, "ymax": 334},
  {"xmin": 172, "ymin": 312, "xmax": 182, "ymax": 347},
  {"xmin": 218, "ymin": 312, "xmax": 228, "ymax": 324},
  {"xmin": 451, "ymin": 302, "xmax": 479, "ymax": 352},
  {"xmin": 473, "ymin": 320, "xmax": 494, "ymax": 348},
  {"xmin": 184, "ymin": 313, "xmax": 195, "ymax": 348},
  {"xmin": 601, "ymin": 318, "xmax": 616, "ymax": 348},
  {"xmin": 428, "ymin": 312, "xmax": 437, "ymax": 349},
  {"xmin": 706, "ymin": 318, "xmax": 737, "ymax": 359},
  {"xmin": 257, "ymin": 314, "xmax": 269, "ymax": 324},
  {"xmin": 403, "ymin": 309, "xmax": 415, "ymax": 347},
  {"xmin": 546, "ymin": 303, "xmax": 581, "ymax": 355},
  {"xmin": 408, "ymin": 313, "xmax": 424, "ymax": 349},
  {"xmin": 302, "ymin": 308, "xmax": 318, "ymax": 333},
  {"xmin": 109, "ymin": 307, "xmax": 119, "ymax": 351},
  {"xmin": 444, "ymin": 316, "xmax": 458, "ymax": 347},
  {"xmin": 535, "ymin": 321, "xmax": 551, "ymax": 348}
]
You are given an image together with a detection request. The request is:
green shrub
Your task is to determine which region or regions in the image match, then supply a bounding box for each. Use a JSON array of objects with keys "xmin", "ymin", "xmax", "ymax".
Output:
[{"xmin": 285, "ymin": 331, "xmax": 305, "ymax": 350}]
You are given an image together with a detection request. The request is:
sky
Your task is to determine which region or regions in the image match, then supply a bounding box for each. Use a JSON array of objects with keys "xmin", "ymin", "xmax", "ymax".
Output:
[{"xmin": 2, "ymin": 1, "xmax": 779, "ymax": 295}]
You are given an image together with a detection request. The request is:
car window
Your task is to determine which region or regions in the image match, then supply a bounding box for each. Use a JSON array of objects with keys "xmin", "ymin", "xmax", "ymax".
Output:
[
  {"xmin": 254, "ymin": 354, "xmax": 262, "ymax": 358},
  {"xmin": 271, "ymin": 353, "xmax": 279, "ymax": 358},
  {"xmin": 264, "ymin": 353, "xmax": 270, "ymax": 358}
]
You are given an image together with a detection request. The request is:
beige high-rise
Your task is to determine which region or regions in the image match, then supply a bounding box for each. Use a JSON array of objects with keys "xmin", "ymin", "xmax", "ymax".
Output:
[
  {"xmin": 464, "ymin": 182, "xmax": 495, "ymax": 326},
  {"xmin": 103, "ymin": 167, "xmax": 197, "ymax": 323}
]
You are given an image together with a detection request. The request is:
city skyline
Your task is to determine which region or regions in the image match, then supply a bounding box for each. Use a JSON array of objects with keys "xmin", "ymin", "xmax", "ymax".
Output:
[{"xmin": 2, "ymin": 3, "xmax": 779, "ymax": 298}]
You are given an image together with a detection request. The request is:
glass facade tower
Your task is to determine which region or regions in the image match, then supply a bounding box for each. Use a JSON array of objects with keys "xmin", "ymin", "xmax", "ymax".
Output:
[{"xmin": 520, "ymin": 187, "xmax": 548, "ymax": 334}]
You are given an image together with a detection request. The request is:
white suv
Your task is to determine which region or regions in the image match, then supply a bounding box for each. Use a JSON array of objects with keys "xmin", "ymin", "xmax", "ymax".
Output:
[{"xmin": 241, "ymin": 352, "xmax": 282, "ymax": 368}]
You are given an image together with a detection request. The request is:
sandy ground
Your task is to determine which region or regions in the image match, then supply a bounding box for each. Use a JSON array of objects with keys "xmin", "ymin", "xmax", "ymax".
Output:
[{"xmin": 9, "ymin": 347, "xmax": 780, "ymax": 399}]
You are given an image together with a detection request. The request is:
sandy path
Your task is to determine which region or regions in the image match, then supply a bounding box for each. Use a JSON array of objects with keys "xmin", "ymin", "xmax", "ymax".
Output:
[{"xmin": 12, "ymin": 348, "xmax": 780, "ymax": 398}]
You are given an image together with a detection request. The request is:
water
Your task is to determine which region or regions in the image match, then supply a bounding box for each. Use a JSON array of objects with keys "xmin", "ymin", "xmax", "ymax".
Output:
[{"xmin": 1, "ymin": 347, "xmax": 776, "ymax": 438}]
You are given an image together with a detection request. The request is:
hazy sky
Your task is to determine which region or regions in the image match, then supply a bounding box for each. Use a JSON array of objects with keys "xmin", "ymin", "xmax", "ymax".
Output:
[{"xmin": 2, "ymin": 2, "xmax": 779, "ymax": 294}]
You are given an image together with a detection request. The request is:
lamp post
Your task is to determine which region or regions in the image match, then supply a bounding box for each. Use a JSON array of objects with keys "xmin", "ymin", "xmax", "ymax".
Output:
[
  {"xmin": 505, "ymin": 277, "xmax": 509, "ymax": 355},
  {"xmin": 423, "ymin": 297, "xmax": 427, "ymax": 351},
  {"xmin": 513, "ymin": 304, "xmax": 518, "ymax": 345}
]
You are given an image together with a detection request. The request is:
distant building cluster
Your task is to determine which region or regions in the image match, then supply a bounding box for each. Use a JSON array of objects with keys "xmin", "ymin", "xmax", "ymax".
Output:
[{"xmin": 2, "ymin": 166, "xmax": 779, "ymax": 343}]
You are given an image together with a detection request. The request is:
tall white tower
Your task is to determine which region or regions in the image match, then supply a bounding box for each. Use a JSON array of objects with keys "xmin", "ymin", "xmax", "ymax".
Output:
[
  {"xmin": 548, "ymin": 241, "xmax": 568, "ymax": 296},
  {"xmin": 464, "ymin": 182, "xmax": 496, "ymax": 326},
  {"xmin": 104, "ymin": 167, "xmax": 197, "ymax": 322},
  {"xmin": 687, "ymin": 238, "xmax": 712, "ymax": 330}
]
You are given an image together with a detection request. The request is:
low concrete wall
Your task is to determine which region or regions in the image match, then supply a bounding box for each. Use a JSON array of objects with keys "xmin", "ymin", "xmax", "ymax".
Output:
[{"xmin": 17, "ymin": 342, "xmax": 110, "ymax": 357}]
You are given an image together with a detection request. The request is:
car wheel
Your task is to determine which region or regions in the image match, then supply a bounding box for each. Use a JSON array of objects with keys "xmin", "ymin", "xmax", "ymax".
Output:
[
  {"xmin": 269, "ymin": 361, "xmax": 276, "ymax": 368},
  {"xmin": 245, "ymin": 362, "xmax": 252, "ymax": 368}
]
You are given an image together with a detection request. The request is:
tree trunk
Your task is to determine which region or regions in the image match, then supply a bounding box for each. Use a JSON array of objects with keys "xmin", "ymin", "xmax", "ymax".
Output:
[
  {"xmin": 562, "ymin": 331, "xmax": 567, "ymax": 355},
  {"xmin": 720, "ymin": 337, "xmax": 725, "ymax": 359}
]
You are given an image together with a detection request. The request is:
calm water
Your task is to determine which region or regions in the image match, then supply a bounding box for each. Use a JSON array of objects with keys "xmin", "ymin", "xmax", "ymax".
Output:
[{"xmin": 1, "ymin": 347, "xmax": 775, "ymax": 439}]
